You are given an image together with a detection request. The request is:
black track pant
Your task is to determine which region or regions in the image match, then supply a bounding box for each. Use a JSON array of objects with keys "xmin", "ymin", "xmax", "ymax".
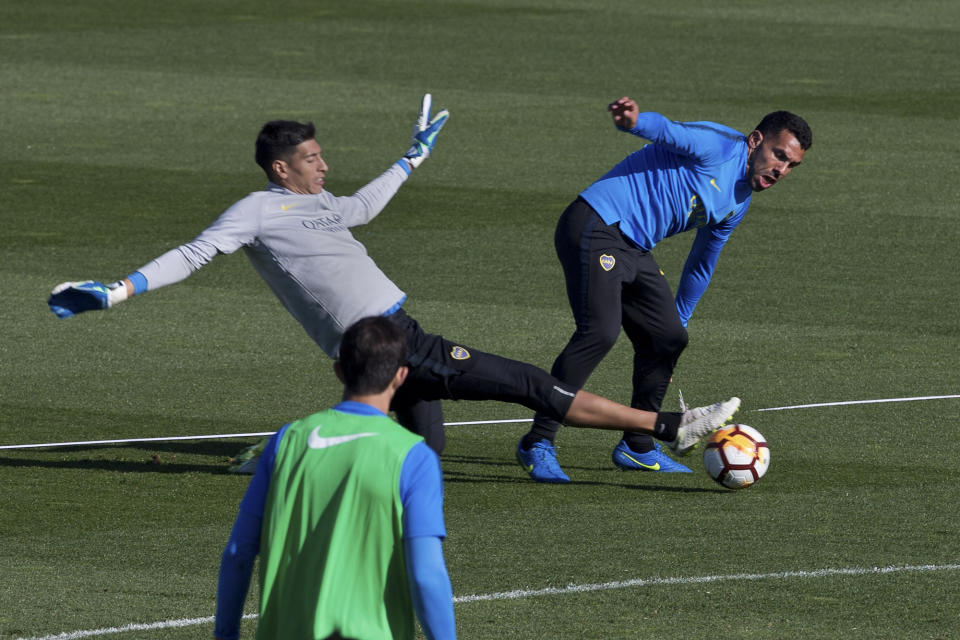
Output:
[
  {"xmin": 531, "ymin": 197, "xmax": 688, "ymax": 451},
  {"xmin": 388, "ymin": 309, "xmax": 578, "ymax": 454}
]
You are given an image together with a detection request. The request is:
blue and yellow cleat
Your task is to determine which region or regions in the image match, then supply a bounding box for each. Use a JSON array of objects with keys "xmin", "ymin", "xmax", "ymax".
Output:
[
  {"xmin": 516, "ymin": 439, "xmax": 571, "ymax": 483},
  {"xmin": 612, "ymin": 440, "xmax": 692, "ymax": 473}
]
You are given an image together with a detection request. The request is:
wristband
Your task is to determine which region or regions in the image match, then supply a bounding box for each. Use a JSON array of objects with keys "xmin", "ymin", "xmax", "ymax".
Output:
[{"xmin": 127, "ymin": 271, "xmax": 148, "ymax": 295}]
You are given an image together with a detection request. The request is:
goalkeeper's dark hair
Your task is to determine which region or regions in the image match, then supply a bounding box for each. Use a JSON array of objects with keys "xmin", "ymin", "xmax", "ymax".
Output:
[
  {"xmin": 337, "ymin": 317, "xmax": 408, "ymax": 396},
  {"xmin": 255, "ymin": 120, "xmax": 317, "ymax": 179},
  {"xmin": 754, "ymin": 111, "xmax": 813, "ymax": 150}
]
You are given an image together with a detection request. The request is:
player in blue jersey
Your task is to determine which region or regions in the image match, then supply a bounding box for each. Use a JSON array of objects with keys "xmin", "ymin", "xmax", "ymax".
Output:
[
  {"xmin": 517, "ymin": 96, "xmax": 812, "ymax": 483},
  {"xmin": 215, "ymin": 316, "xmax": 455, "ymax": 640}
]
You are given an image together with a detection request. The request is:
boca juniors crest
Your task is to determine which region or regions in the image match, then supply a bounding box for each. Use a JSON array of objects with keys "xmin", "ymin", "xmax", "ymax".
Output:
[
  {"xmin": 450, "ymin": 346, "xmax": 471, "ymax": 360},
  {"xmin": 599, "ymin": 254, "xmax": 616, "ymax": 272}
]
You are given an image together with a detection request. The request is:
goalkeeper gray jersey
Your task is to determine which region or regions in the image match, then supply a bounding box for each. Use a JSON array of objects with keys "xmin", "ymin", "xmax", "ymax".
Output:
[{"xmin": 136, "ymin": 163, "xmax": 409, "ymax": 357}]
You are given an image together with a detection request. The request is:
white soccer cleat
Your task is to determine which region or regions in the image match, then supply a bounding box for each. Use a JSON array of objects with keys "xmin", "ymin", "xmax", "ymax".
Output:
[{"xmin": 669, "ymin": 397, "xmax": 741, "ymax": 457}]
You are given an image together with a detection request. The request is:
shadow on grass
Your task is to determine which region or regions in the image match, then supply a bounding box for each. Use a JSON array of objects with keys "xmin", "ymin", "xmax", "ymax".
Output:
[
  {"xmin": 0, "ymin": 440, "xmax": 255, "ymax": 475},
  {"xmin": 1, "ymin": 446, "xmax": 723, "ymax": 491},
  {"xmin": 441, "ymin": 456, "xmax": 721, "ymax": 492},
  {"xmin": 0, "ymin": 456, "xmax": 232, "ymax": 474},
  {"xmin": 442, "ymin": 453, "xmax": 516, "ymax": 467},
  {"xmin": 442, "ymin": 471, "xmax": 720, "ymax": 492}
]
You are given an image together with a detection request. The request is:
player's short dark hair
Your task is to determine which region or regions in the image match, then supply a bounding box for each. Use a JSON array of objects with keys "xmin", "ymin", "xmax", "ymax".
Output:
[
  {"xmin": 255, "ymin": 120, "xmax": 316, "ymax": 178},
  {"xmin": 754, "ymin": 111, "xmax": 813, "ymax": 150},
  {"xmin": 337, "ymin": 317, "xmax": 408, "ymax": 396}
]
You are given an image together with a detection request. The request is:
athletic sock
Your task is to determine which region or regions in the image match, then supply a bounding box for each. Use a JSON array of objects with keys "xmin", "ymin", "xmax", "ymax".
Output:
[
  {"xmin": 622, "ymin": 433, "xmax": 655, "ymax": 453},
  {"xmin": 520, "ymin": 425, "xmax": 557, "ymax": 450},
  {"xmin": 652, "ymin": 411, "xmax": 681, "ymax": 443}
]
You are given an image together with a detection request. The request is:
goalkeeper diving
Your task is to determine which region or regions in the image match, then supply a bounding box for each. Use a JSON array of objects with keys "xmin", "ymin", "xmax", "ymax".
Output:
[{"xmin": 48, "ymin": 93, "xmax": 740, "ymax": 478}]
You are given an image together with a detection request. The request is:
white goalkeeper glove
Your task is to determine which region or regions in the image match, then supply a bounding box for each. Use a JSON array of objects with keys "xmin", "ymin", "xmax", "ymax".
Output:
[
  {"xmin": 48, "ymin": 280, "xmax": 128, "ymax": 319},
  {"xmin": 403, "ymin": 93, "xmax": 450, "ymax": 169}
]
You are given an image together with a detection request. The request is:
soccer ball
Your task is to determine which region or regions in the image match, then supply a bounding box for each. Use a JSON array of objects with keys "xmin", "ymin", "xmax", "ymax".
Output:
[{"xmin": 702, "ymin": 424, "xmax": 770, "ymax": 490}]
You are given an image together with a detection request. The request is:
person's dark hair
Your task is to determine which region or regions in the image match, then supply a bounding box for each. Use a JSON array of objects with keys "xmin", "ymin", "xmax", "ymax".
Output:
[
  {"xmin": 255, "ymin": 120, "xmax": 317, "ymax": 178},
  {"xmin": 754, "ymin": 111, "xmax": 813, "ymax": 150},
  {"xmin": 337, "ymin": 317, "xmax": 408, "ymax": 395}
]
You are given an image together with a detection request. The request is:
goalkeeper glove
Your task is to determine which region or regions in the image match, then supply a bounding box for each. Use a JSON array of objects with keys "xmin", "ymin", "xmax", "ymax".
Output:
[
  {"xmin": 403, "ymin": 93, "xmax": 449, "ymax": 169},
  {"xmin": 48, "ymin": 280, "xmax": 128, "ymax": 319}
]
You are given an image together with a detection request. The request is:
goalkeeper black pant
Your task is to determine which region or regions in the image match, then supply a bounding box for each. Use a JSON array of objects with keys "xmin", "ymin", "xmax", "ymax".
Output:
[{"xmin": 388, "ymin": 308, "xmax": 579, "ymax": 454}]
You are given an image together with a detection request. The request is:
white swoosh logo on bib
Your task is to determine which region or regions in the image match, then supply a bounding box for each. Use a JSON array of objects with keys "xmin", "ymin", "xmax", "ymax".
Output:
[{"xmin": 308, "ymin": 427, "xmax": 378, "ymax": 449}]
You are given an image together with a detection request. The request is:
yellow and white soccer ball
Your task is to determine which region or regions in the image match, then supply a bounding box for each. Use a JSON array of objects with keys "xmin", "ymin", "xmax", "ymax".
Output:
[{"xmin": 702, "ymin": 424, "xmax": 770, "ymax": 490}]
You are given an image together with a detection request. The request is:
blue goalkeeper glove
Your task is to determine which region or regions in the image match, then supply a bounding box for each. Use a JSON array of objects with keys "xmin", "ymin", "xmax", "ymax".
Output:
[
  {"xmin": 48, "ymin": 280, "xmax": 127, "ymax": 319},
  {"xmin": 403, "ymin": 93, "xmax": 450, "ymax": 169}
]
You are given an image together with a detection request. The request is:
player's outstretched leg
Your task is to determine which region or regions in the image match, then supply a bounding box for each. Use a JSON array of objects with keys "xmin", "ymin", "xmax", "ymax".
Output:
[
  {"xmin": 667, "ymin": 397, "xmax": 741, "ymax": 456},
  {"xmin": 612, "ymin": 440, "xmax": 692, "ymax": 472}
]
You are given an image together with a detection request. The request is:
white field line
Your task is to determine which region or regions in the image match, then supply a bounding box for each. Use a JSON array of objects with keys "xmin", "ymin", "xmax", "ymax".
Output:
[
  {"xmin": 15, "ymin": 614, "xmax": 258, "ymax": 640},
  {"xmin": 1, "ymin": 394, "xmax": 958, "ymax": 451},
  {"xmin": 16, "ymin": 564, "xmax": 960, "ymax": 639},
  {"xmin": 755, "ymin": 394, "xmax": 960, "ymax": 412},
  {"xmin": 453, "ymin": 562, "xmax": 960, "ymax": 603}
]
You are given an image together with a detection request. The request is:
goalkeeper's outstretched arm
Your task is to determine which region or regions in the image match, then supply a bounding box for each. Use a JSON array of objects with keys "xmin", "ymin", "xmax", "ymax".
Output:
[{"xmin": 48, "ymin": 240, "xmax": 209, "ymax": 319}]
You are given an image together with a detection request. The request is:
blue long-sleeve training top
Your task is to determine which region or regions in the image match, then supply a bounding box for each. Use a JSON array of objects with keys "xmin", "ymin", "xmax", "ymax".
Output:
[{"xmin": 580, "ymin": 112, "xmax": 754, "ymax": 325}]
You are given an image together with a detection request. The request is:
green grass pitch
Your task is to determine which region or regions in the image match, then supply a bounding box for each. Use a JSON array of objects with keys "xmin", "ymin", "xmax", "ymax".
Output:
[{"xmin": 1, "ymin": 0, "xmax": 959, "ymax": 638}]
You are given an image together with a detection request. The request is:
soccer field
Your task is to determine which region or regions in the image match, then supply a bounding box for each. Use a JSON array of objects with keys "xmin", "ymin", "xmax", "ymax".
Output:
[{"xmin": 2, "ymin": 1, "xmax": 958, "ymax": 638}]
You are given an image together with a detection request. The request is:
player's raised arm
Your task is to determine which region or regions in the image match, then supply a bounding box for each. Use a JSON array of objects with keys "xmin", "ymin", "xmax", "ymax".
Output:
[
  {"xmin": 400, "ymin": 93, "xmax": 450, "ymax": 173},
  {"xmin": 608, "ymin": 96, "xmax": 640, "ymax": 131},
  {"xmin": 337, "ymin": 93, "xmax": 451, "ymax": 227}
]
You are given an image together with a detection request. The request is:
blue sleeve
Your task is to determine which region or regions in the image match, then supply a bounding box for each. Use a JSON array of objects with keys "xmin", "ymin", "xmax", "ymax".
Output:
[
  {"xmin": 399, "ymin": 442, "xmax": 446, "ymax": 539},
  {"xmin": 628, "ymin": 113, "xmax": 739, "ymax": 166},
  {"xmin": 675, "ymin": 225, "xmax": 732, "ymax": 326},
  {"xmin": 214, "ymin": 427, "xmax": 287, "ymax": 640},
  {"xmin": 405, "ymin": 533, "xmax": 456, "ymax": 639},
  {"xmin": 400, "ymin": 442, "xmax": 454, "ymax": 638},
  {"xmin": 214, "ymin": 507, "xmax": 261, "ymax": 640}
]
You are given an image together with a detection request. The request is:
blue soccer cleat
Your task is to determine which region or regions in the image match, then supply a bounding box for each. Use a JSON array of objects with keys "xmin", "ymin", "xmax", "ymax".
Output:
[
  {"xmin": 612, "ymin": 440, "xmax": 692, "ymax": 473},
  {"xmin": 516, "ymin": 439, "xmax": 570, "ymax": 483}
]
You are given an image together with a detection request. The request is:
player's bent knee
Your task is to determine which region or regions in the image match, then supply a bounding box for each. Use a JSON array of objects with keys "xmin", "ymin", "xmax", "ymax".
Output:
[
  {"xmin": 573, "ymin": 326, "xmax": 621, "ymax": 356},
  {"xmin": 657, "ymin": 326, "xmax": 689, "ymax": 357}
]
